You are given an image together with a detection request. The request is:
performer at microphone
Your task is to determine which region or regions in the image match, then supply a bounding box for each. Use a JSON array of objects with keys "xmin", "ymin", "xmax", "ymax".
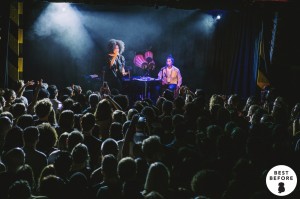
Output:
[
  {"xmin": 158, "ymin": 55, "xmax": 182, "ymax": 95},
  {"xmin": 105, "ymin": 39, "xmax": 128, "ymax": 92}
]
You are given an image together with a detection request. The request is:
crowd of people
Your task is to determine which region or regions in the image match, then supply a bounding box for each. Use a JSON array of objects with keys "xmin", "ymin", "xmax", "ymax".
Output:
[{"xmin": 0, "ymin": 78, "xmax": 299, "ymax": 199}]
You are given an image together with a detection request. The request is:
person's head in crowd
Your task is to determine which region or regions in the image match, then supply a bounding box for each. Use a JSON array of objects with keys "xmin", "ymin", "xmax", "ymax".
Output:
[
  {"xmin": 16, "ymin": 164, "xmax": 35, "ymax": 191},
  {"xmin": 273, "ymin": 96, "xmax": 287, "ymax": 108},
  {"xmin": 101, "ymin": 138, "xmax": 119, "ymax": 157},
  {"xmin": 143, "ymin": 98, "xmax": 153, "ymax": 106},
  {"xmin": 250, "ymin": 108, "xmax": 267, "ymax": 125},
  {"xmin": 209, "ymin": 94, "xmax": 224, "ymax": 112},
  {"xmin": 262, "ymin": 86, "xmax": 276, "ymax": 103},
  {"xmin": 172, "ymin": 114, "xmax": 184, "ymax": 127},
  {"xmin": 195, "ymin": 88, "xmax": 205, "ymax": 99},
  {"xmin": 73, "ymin": 113, "xmax": 83, "ymax": 131},
  {"xmin": 161, "ymin": 100, "xmax": 173, "ymax": 116},
  {"xmin": 291, "ymin": 103, "xmax": 300, "ymax": 122},
  {"xmin": 271, "ymin": 103, "xmax": 288, "ymax": 126},
  {"xmin": 72, "ymin": 85, "xmax": 82, "ymax": 96},
  {"xmin": 37, "ymin": 88, "xmax": 50, "ymax": 101},
  {"xmin": 260, "ymin": 114, "xmax": 274, "ymax": 126},
  {"xmin": 142, "ymin": 136, "xmax": 163, "ymax": 163},
  {"xmin": 23, "ymin": 126, "xmax": 39, "ymax": 148},
  {"xmin": 0, "ymin": 116, "xmax": 13, "ymax": 147},
  {"xmin": 127, "ymin": 108, "xmax": 138, "ymax": 121},
  {"xmin": 60, "ymin": 86, "xmax": 73, "ymax": 99},
  {"xmin": 13, "ymin": 97, "xmax": 28, "ymax": 107},
  {"xmin": 2, "ymin": 126, "xmax": 24, "ymax": 154},
  {"xmin": 67, "ymin": 130, "xmax": 83, "ymax": 152},
  {"xmin": 95, "ymin": 99, "xmax": 112, "ymax": 121},
  {"xmin": 81, "ymin": 112, "xmax": 95, "ymax": 133},
  {"xmin": 39, "ymin": 175, "xmax": 65, "ymax": 199},
  {"xmin": 71, "ymin": 102, "xmax": 82, "ymax": 114},
  {"xmin": 122, "ymin": 120, "xmax": 131, "ymax": 135},
  {"xmin": 88, "ymin": 93, "xmax": 100, "ymax": 108},
  {"xmin": 113, "ymin": 95, "xmax": 129, "ymax": 111},
  {"xmin": 57, "ymin": 132, "xmax": 69, "ymax": 151},
  {"xmin": 135, "ymin": 114, "xmax": 148, "ymax": 136},
  {"xmin": 135, "ymin": 157, "xmax": 148, "ymax": 184},
  {"xmin": 191, "ymin": 169, "xmax": 222, "ymax": 199},
  {"xmin": 3, "ymin": 89, "xmax": 16, "ymax": 106},
  {"xmin": 71, "ymin": 143, "xmax": 89, "ymax": 169},
  {"xmin": 144, "ymin": 162, "xmax": 170, "ymax": 197},
  {"xmin": 109, "ymin": 122, "xmax": 123, "ymax": 141},
  {"xmin": 173, "ymin": 96, "xmax": 185, "ymax": 110},
  {"xmin": 101, "ymin": 154, "xmax": 118, "ymax": 179},
  {"xmin": 67, "ymin": 172, "xmax": 89, "ymax": 199},
  {"xmin": 2, "ymin": 147, "xmax": 25, "ymax": 172},
  {"xmin": 112, "ymin": 110, "xmax": 127, "ymax": 124},
  {"xmin": 206, "ymin": 125, "xmax": 223, "ymax": 143},
  {"xmin": 162, "ymin": 89, "xmax": 174, "ymax": 102},
  {"xmin": 133, "ymin": 101, "xmax": 144, "ymax": 113},
  {"xmin": 118, "ymin": 157, "xmax": 137, "ymax": 182},
  {"xmin": 122, "ymin": 180, "xmax": 144, "ymax": 199},
  {"xmin": 144, "ymin": 191, "xmax": 165, "ymax": 199},
  {"xmin": 85, "ymin": 90, "xmax": 92, "ymax": 97},
  {"xmin": 156, "ymin": 97, "xmax": 166, "ymax": 115},
  {"xmin": 10, "ymin": 102, "xmax": 26, "ymax": 120},
  {"xmin": 247, "ymin": 104, "xmax": 260, "ymax": 121},
  {"xmin": 76, "ymin": 93, "xmax": 86, "ymax": 107},
  {"xmin": 91, "ymin": 124, "xmax": 101, "ymax": 138},
  {"xmin": 62, "ymin": 97, "xmax": 75, "ymax": 111},
  {"xmin": 227, "ymin": 94, "xmax": 240, "ymax": 111},
  {"xmin": 48, "ymin": 109, "xmax": 57, "ymax": 126},
  {"xmin": 47, "ymin": 85, "xmax": 59, "ymax": 99},
  {"xmin": 141, "ymin": 106, "xmax": 156, "ymax": 124},
  {"xmin": 54, "ymin": 151, "xmax": 72, "ymax": 180},
  {"xmin": 140, "ymin": 101, "xmax": 150, "ymax": 108},
  {"xmin": 58, "ymin": 110, "xmax": 74, "ymax": 131},
  {"xmin": 8, "ymin": 180, "xmax": 32, "ymax": 199},
  {"xmin": 16, "ymin": 114, "xmax": 34, "ymax": 129},
  {"xmin": 0, "ymin": 111, "xmax": 14, "ymax": 122},
  {"xmin": 243, "ymin": 96, "xmax": 258, "ymax": 114},
  {"xmin": 37, "ymin": 123, "xmax": 58, "ymax": 155},
  {"xmin": 34, "ymin": 98, "xmax": 53, "ymax": 121},
  {"xmin": 38, "ymin": 164, "xmax": 56, "ymax": 190},
  {"xmin": 224, "ymin": 121, "xmax": 238, "ymax": 136}
]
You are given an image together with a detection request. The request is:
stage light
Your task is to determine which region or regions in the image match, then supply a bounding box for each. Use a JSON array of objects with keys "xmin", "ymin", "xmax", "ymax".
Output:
[
  {"xmin": 216, "ymin": 15, "xmax": 221, "ymax": 20},
  {"xmin": 32, "ymin": 2, "xmax": 94, "ymax": 66}
]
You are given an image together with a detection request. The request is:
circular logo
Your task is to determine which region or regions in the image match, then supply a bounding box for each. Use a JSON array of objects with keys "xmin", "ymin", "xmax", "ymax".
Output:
[{"xmin": 266, "ymin": 165, "xmax": 297, "ymax": 196}]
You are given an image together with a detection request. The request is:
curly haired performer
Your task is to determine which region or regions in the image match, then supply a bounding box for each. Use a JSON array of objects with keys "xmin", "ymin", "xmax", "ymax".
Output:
[{"xmin": 105, "ymin": 39, "xmax": 128, "ymax": 91}]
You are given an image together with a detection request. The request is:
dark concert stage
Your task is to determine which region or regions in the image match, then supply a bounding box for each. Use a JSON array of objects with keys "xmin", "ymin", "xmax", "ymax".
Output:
[{"xmin": 1, "ymin": 0, "xmax": 300, "ymax": 103}]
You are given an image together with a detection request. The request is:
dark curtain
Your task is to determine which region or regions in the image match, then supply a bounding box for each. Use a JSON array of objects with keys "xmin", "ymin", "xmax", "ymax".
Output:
[{"xmin": 209, "ymin": 11, "xmax": 262, "ymax": 99}]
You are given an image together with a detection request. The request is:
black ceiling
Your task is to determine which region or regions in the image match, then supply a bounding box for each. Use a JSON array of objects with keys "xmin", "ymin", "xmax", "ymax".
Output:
[{"xmin": 29, "ymin": 0, "xmax": 295, "ymax": 10}]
